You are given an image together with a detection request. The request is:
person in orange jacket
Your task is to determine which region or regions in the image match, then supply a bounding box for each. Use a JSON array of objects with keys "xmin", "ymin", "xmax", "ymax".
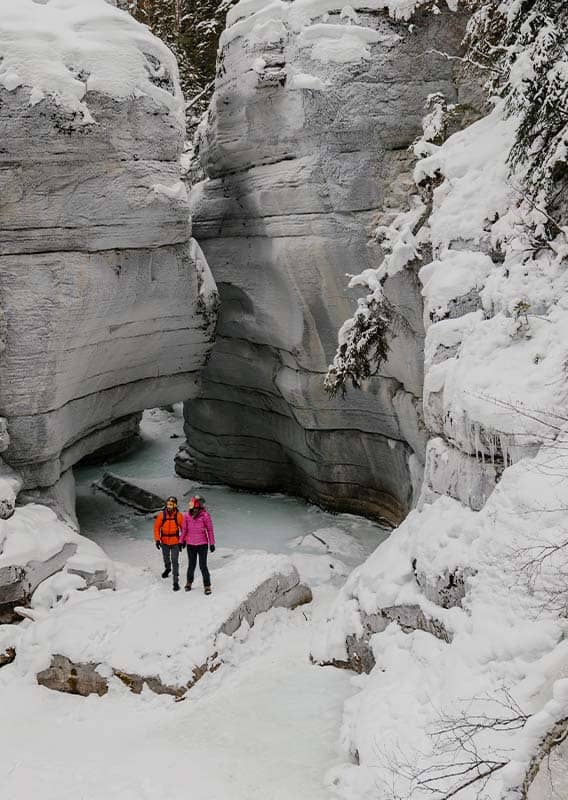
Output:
[{"xmin": 153, "ymin": 496, "xmax": 184, "ymax": 591}]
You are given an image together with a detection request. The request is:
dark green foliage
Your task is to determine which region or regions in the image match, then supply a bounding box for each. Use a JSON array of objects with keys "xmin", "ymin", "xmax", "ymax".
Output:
[
  {"xmin": 324, "ymin": 299, "xmax": 392, "ymax": 398},
  {"xmin": 465, "ymin": 0, "xmax": 568, "ymax": 209}
]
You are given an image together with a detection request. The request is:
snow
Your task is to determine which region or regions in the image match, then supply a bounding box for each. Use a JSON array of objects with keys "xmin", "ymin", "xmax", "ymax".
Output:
[
  {"xmin": 414, "ymin": 110, "xmax": 517, "ymax": 252},
  {"xmin": 222, "ymin": 0, "xmax": 438, "ymax": 50},
  {"xmin": 30, "ymin": 571, "xmax": 87, "ymax": 613},
  {"xmin": 297, "ymin": 23, "xmax": 392, "ymax": 64},
  {"xmin": 0, "ymin": 401, "xmax": 390, "ymax": 799},
  {"xmin": 412, "ymin": 104, "xmax": 568, "ymax": 461},
  {"xmin": 0, "ymin": 599, "xmax": 355, "ymax": 800},
  {"xmin": 289, "ymin": 528, "xmax": 366, "ymax": 561},
  {"xmin": 15, "ymin": 552, "xmax": 299, "ymax": 683},
  {"xmin": 321, "ymin": 79, "xmax": 568, "ymax": 800},
  {"xmin": 0, "ymin": 505, "xmax": 68, "ymax": 565},
  {"xmin": 289, "ymin": 72, "xmax": 328, "ymax": 90},
  {"xmin": 0, "ymin": 0, "xmax": 183, "ymax": 120},
  {"xmin": 419, "ymin": 250, "xmax": 493, "ymax": 324}
]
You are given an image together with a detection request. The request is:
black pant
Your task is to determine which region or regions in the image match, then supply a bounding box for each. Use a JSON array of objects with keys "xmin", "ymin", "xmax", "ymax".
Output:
[
  {"xmin": 186, "ymin": 544, "xmax": 210, "ymax": 587},
  {"xmin": 161, "ymin": 543, "xmax": 180, "ymax": 582}
]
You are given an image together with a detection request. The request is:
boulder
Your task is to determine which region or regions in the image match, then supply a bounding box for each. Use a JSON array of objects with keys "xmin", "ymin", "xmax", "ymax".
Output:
[
  {"xmin": 0, "ymin": 543, "xmax": 77, "ymax": 623},
  {"xmin": 0, "ymin": 504, "xmax": 113, "ymax": 622},
  {"xmin": 315, "ymin": 604, "xmax": 451, "ymax": 674},
  {"xmin": 0, "ymin": 646, "xmax": 15, "ymax": 668},
  {"xmin": 35, "ymin": 554, "xmax": 311, "ymax": 697}
]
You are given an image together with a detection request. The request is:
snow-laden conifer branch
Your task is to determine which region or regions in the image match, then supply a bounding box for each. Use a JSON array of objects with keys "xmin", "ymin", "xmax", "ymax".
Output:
[{"xmin": 326, "ymin": 2, "xmax": 568, "ymax": 398}]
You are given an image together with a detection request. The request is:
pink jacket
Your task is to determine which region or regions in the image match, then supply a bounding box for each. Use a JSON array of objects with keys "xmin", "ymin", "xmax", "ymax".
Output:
[{"xmin": 180, "ymin": 510, "xmax": 215, "ymax": 547}]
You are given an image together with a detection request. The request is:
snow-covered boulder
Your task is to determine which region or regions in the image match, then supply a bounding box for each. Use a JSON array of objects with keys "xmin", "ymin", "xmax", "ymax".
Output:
[
  {"xmin": 0, "ymin": 0, "xmax": 218, "ymax": 503},
  {"xmin": 30, "ymin": 553, "xmax": 311, "ymax": 697},
  {"xmin": 311, "ymin": 440, "xmax": 568, "ymax": 797},
  {"xmin": 177, "ymin": 3, "xmax": 470, "ymax": 523},
  {"xmin": 0, "ymin": 504, "xmax": 113, "ymax": 622}
]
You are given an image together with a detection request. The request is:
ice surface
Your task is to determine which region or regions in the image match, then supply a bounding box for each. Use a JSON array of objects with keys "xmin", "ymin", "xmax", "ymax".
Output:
[{"xmin": 75, "ymin": 406, "xmax": 388, "ymax": 573}]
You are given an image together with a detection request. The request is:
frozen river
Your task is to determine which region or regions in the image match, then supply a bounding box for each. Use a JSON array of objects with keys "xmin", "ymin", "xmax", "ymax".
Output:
[{"xmin": 75, "ymin": 406, "xmax": 389, "ymax": 572}]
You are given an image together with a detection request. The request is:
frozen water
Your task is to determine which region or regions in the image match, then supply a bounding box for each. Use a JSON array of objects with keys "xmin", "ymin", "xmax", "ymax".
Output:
[{"xmin": 75, "ymin": 406, "xmax": 388, "ymax": 572}]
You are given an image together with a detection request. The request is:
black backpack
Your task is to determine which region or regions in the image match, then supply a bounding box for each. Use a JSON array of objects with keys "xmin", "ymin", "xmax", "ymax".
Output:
[{"xmin": 160, "ymin": 509, "xmax": 180, "ymax": 538}]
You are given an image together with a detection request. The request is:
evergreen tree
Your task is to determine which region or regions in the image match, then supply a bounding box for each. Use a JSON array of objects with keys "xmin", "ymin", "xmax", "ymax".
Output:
[
  {"xmin": 126, "ymin": 0, "xmax": 236, "ymax": 128},
  {"xmin": 466, "ymin": 0, "xmax": 568, "ymax": 215}
]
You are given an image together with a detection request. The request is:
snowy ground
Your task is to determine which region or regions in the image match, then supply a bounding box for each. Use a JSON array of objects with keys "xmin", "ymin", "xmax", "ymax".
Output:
[{"xmin": 0, "ymin": 407, "xmax": 389, "ymax": 800}]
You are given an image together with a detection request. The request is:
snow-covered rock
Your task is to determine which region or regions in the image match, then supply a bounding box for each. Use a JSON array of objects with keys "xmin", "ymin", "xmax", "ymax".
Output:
[
  {"xmin": 177, "ymin": 3, "xmax": 469, "ymax": 523},
  {"xmin": 30, "ymin": 553, "xmax": 312, "ymax": 697},
  {"xmin": 0, "ymin": 0, "xmax": 218, "ymax": 502},
  {"xmin": 0, "ymin": 504, "xmax": 113, "ymax": 622},
  {"xmin": 311, "ymin": 80, "xmax": 568, "ymax": 800}
]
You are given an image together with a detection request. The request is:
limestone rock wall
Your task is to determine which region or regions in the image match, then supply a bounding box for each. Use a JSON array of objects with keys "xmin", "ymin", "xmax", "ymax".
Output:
[
  {"xmin": 177, "ymin": 5, "xmax": 467, "ymax": 523},
  {"xmin": 0, "ymin": 87, "xmax": 217, "ymax": 494}
]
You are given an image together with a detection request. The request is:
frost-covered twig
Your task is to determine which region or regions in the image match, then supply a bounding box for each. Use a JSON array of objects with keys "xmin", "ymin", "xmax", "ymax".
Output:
[{"xmin": 422, "ymin": 47, "xmax": 505, "ymax": 75}]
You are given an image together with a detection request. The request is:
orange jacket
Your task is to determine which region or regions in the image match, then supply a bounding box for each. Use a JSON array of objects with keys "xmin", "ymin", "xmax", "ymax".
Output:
[{"xmin": 153, "ymin": 510, "xmax": 184, "ymax": 545}]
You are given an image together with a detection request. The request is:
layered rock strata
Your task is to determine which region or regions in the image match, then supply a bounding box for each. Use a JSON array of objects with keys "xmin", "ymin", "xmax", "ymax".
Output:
[
  {"xmin": 0, "ymin": 6, "xmax": 218, "ymax": 501},
  {"xmin": 178, "ymin": 4, "xmax": 468, "ymax": 522}
]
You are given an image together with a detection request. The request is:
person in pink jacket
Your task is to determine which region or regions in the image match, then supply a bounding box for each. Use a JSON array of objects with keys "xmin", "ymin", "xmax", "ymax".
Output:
[{"xmin": 180, "ymin": 494, "xmax": 215, "ymax": 594}]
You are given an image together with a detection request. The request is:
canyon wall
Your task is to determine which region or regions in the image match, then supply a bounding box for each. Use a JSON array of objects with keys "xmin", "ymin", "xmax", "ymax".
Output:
[
  {"xmin": 0, "ymin": 3, "xmax": 218, "ymax": 508},
  {"xmin": 177, "ymin": 3, "xmax": 469, "ymax": 523}
]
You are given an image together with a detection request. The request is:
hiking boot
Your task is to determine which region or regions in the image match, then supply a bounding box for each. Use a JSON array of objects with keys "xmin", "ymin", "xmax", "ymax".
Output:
[
  {"xmin": 204, "ymin": 585, "xmax": 212, "ymax": 595},
  {"xmin": 161, "ymin": 569, "xmax": 170, "ymax": 579},
  {"xmin": 173, "ymin": 581, "xmax": 180, "ymax": 592},
  {"xmin": 185, "ymin": 582, "xmax": 192, "ymax": 592}
]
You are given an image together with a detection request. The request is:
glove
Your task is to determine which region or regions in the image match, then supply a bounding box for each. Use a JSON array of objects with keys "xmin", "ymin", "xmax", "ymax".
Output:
[
  {"xmin": 209, "ymin": 544, "xmax": 215, "ymax": 553},
  {"xmin": 179, "ymin": 543, "xmax": 186, "ymax": 551},
  {"xmin": 155, "ymin": 541, "xmax": 161, "ymax": 550}
]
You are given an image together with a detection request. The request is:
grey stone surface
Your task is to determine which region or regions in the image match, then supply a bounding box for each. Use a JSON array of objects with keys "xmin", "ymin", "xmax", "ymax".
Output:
[
  {"xmin": 418, "ymin": 437, "xmax": 500, "ymax": 512},
  {"xmin": 0, "ymin": 542, "xmax": 77, "ymax": 623},
  {"xmin": 0, "ymin": 87, "xmax": 218, "ymax": 497},
  {"xmin": 18, "ymin": 469, "xmax": 78, "ymax": 529},
  {"xmin": 37, "ymin": 566, "xmax": 312, "ymax": 697},
  {"xmin": 316, "ymin": 604, "xmax": 451, "ymax": 674},
  {"xmin": 66, "ymin": 566, "xmax": 115, "ymax": 592},
  {"xmin": 180, "ymin": 7, "xmax": 468, "ymax": 522}
]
